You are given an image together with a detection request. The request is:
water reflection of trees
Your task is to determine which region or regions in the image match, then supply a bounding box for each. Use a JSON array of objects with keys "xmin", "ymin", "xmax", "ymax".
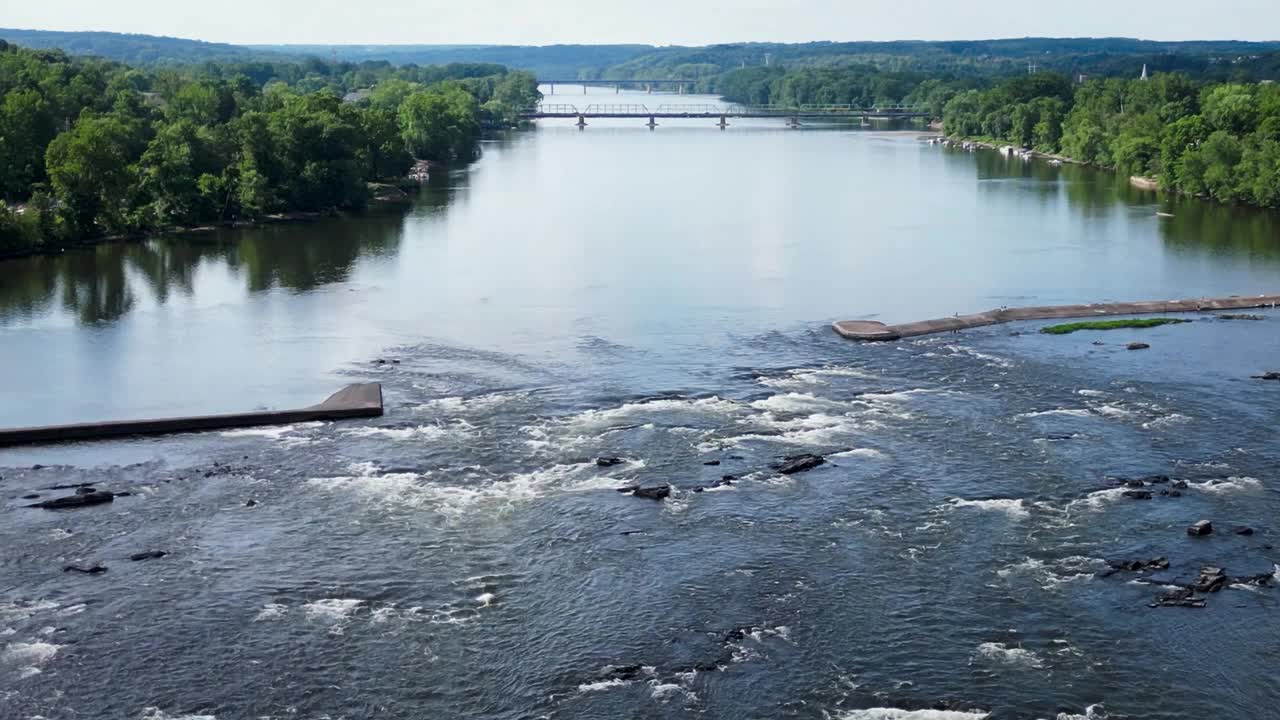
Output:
[
  {"xmin": 0, "ymin": 184, "xmax": 454, "ymax": 325},
  {"xmin": 966, "ymin": 148, "xmax": 1280, "ymax": 259}
]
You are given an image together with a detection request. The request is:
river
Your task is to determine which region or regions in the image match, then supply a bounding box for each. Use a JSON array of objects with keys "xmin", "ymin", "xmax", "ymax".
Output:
[{"xmin": 2, "ymin": 87, "xmax": 1279, "ymax": 720}]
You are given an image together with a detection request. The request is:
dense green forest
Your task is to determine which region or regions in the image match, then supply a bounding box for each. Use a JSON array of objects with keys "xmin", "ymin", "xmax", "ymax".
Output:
[
  {"xmin": 0, "ymin": 40, "xmax": 539, "ymax": 255},
  {"xmin": 942, "ymin": 73, "xmax": 1280, "ymax": 207}
]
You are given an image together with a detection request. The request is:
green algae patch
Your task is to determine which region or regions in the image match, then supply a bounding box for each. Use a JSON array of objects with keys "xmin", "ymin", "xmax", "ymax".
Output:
[{"xmin": 1039, "ymin": 318, "xmax": 1193, "ymax": 335}]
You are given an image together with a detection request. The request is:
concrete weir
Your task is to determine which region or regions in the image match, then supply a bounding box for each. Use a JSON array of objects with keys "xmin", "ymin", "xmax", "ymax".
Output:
[
  {"xmin": 0, "ymin": 383, "xmax": 383, "ymax": 447},
  {"xmin": 833, "ymin": 295, "xmax": 1280, "ymax": 341}
]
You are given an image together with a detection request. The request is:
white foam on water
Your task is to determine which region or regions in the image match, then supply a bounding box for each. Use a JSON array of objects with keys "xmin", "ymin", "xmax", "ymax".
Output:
[
  {"xmin": 750, "ymin": 393, "xmax": 858, "ymax": 414},
  {"xmin": 948, "ymin": 498, "xmax": 1030, "ymax": 519},
  {"xmin": 302, "ymin": 598, "xmax": 363, "ymax": 623},
  {"xmin": 311, "ymin": 461, "xmax": 619, "ymax": 517},
  {"xmin": 1192, "ymin": 476, "xmax": 1263, "ymax": 494},
  {"xmin": 476, "ymin": 593, "xmax": 496, "ymax": 607},
  {"xmin": 0, "ymin": 601, "xmax": 58, "ymax": 623},
  {"xmin": 254, "ymin": 604, "xmax": 288, "ymax": 621},
  {"xmin": 1066, "ymin": 487, "xmax": 1130, "ymax": 512},
  {"xmin": 3, "ymin": 641, "xmax": 61, "ymax": 665},
  {"xmin": 220, "ymin": 422, "xmax": 323, "ymax": 439},
  {"xmin": 833, "ymin": 709, "xmax": 988, "ymax": 720},
  {"xmin": 0, "ymin": 629, "xmax": 13, "ymax": 637},
  {"xmin": 1077, "ymin": 389, "xmax": 1106, "ymax": 398},
  {"xmin": 945, "ymin": 344, "xmax": 1014, "ymax": 368},
  {"xmin": 973, "ymin": 642, "xmax": 1044, "ymax": 669},
  {"xmin": 1017, "ymin": 408, "xmax": 1091, "ymax": 419},
  {"xmin": 340, "ymin": 420, "xmax": 476, "ymax": 441},
  {"xmin": 831, "ymin": 448, "xmax": 887, "ymax": 460},
  {"xmin": 1092, "ymin": 404, "xmax": 1134, "ymax": 419},
  {"xmin": 562, "ymin": 396, "xmax": 745, "ymax": 431},
  {"xmin": 370, "ymin": 605, "xmax": 422, "ymax": 623},
  {"xmin": 649, "ymin": 681, "xmax": 696, "ymax": 702},
  {"xmin": 758, "ymin": 366, "xmax": 878, "ymax": 389},
  {"xmin": 577, "ymin": 679, "xmax": 630, "ymax": 693},
  {"xmin": 1142, "ymin": 414, "xmax": 1191, "ymax": 430},
  {"xmin": 1054, "ymin": 704, "xmax": 1108, "ymax": 720}
]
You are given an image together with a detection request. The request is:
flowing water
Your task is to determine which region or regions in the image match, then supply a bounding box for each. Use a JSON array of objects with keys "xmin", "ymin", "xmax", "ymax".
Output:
[{"xmin": 2, "ymin": 88, "xmax": 1280, "ymax": 719}]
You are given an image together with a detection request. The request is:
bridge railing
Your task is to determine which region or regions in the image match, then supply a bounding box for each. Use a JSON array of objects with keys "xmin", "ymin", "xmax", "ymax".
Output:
[
  {"xmin": 533, "ymin": 104, "xmax": 581, "ymax": 114},
  {"xmin": 582, "ymin": 104, "xmax": 652, "ymax": 114}
]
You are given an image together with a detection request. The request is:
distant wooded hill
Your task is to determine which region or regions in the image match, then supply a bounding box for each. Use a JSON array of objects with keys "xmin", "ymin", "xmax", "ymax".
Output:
[{"xmin": 5, "ymin": 29, "xmax": 1280, "ymax": 82}]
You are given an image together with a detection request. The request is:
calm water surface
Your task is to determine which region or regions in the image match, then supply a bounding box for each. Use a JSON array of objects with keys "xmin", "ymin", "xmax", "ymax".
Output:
[{"xmin": 2, "ymin": 89, "xmax": 1279, "ymax": 720}]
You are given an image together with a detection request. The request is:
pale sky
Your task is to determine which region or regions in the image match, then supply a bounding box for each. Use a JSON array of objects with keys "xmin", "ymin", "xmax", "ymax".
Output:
[{"xmin": 6, "ymin": 0, "xmax": 1278, "ymax": 45}]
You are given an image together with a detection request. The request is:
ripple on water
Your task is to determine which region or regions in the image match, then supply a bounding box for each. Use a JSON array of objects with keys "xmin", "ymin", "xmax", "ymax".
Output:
[{"xmin": 832, "ymin": 710, "xmax": 988, "ymax": 720}]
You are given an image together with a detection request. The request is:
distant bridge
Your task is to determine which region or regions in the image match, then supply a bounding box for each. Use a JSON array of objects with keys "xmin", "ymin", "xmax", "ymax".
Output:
[
  {"xmin": 520, "ymin": 103, "xmax": 932, "ymax": 127},
  {"xmin": 540, "ymin": 79, "xmax": 698, "ymax": 95}
]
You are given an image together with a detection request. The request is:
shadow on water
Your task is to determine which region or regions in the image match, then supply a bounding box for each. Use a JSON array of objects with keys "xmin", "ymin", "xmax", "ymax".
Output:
[{"xmin": 0, "ymin": 178, "xmax": 461, "ymax": 326}]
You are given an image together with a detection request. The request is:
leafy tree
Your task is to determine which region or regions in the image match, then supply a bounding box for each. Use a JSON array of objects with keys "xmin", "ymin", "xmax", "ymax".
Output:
[
  {"xmin": 45, "ymin": 113, "xmax": 144, "ymax": 235},
  {"xmin": 0, "ymin": 89, "xmax": 57, "ymax": 198},
  {"xmin": 399, "ymin": 85, "xmax": 479, "ymax": 162}
]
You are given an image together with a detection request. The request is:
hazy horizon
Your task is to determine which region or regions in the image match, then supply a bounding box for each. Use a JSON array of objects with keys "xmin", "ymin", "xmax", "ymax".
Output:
[{"xmin": 4, "ymin": 0, "xmax": 1278, "ymax": 46}]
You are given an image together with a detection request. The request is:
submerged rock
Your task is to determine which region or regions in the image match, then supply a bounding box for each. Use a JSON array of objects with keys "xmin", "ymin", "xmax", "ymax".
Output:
[
  {"xmin": 600, "ymin": 664, "xmax": 646, "ymax": 681},
  {"xmin": 1150, "ymin": 586, "xmax": 1205, "ymax": 609},
  {"xmin": 630, "ymin": 485, "xmax": 671, "ymax": 501},
  {"xmin": 1127, "ymin": 342, "xmax": 1151, "ymax": 351},
  {"xmin": 129, "ymin": 550, "xmax": 168, "ymax": 562},
  {"xmin": 245, "ymin": 499, "xmax": 259, "ymax": 508},
  {"xmin": 63, "ymin": 564, "xmax": 107, "ymax": 575},
  {"xmin": 596, "ymin": 457, "xmax": 626, "ymax": 467},
  {"xmin": 1187, "ymin": 520, "xmax": 1214, "ymax": 537},
  {"xmin": 1235, "ymin": 526, "xmax": 1255, "ymax": 536},
  {"xmin": 703, "ymin": 460, "xmax": 721, "ymax": 466},
  {"xmin": 1122, "ymin": 490, "xmax": 1153, "ymax": 500},
  {"xmin": 29, "ymin": 490, "xmax": 115, "ymax": 509},
  {"xmin": 774, "ymin": 454, "xmax": 825, "ymax": 475},
  {"xmin": 1252, "ymin": 371, "xmax": 1280, "ymax": 381},
  {"xmin": 1218, "ymin": 314, "xmax": 1265, "ymax": 321}
]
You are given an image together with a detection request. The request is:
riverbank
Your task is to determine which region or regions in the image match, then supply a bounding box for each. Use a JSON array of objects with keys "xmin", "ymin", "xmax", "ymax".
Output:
[{"xmin": 0, "ymin": 182, "xmax": 425, "ymax": 262}]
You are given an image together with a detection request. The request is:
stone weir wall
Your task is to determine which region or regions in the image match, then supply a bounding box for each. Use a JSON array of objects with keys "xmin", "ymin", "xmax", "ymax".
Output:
[
  {"xmin": 0, "ymin": 383, "xmax": 383, "ymax": 447},
  {"xmin": 833, "ymin": 295, "xmax": 1280, "ymax": 341}
]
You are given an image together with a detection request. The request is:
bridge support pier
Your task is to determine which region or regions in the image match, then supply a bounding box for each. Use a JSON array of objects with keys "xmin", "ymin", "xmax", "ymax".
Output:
[
  {"xmin": 549, "ymin": 83, "xmax": 554, "ymax": 95},
  {"xmin": 787, "ymin": 117, "xmax": 802, "ymax": 129},
  {"xmin": 718, "ymin": 116, "xmax": 729, "ymax": 129},
  {"xmin": 577, "ymin": 115, "xmax": 587, "ymax": 129},
  {"xmin": 647, "ymin": 116, "xmax": 658, "ymax": 129}
]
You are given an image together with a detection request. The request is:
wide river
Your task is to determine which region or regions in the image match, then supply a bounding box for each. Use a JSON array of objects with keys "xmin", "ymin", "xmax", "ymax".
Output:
[{"xmin": 3, "ymin": 88, "xmax": 1279, "ymax": 720}]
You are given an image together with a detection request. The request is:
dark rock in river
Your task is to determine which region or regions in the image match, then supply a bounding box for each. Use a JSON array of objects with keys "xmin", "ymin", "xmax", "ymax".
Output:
[
  {"xmin": 1123, "ymin": 478, "xmax": 1147, "ymax": 488},
  {"xmin": 1103, "ymin": 557, "xmax": 1168, "ymax": 576},
  {"xmin": 1252, "ymin": 371, "xmax": 1280, "ymax": 381},
  {"xmin": 63, "ymin": 564, "xmax": 107, "ymax": 575},
  {"xmin": 1171, "ymin": 480, "xmax": 1189, "ymax": 490},
  {"xmin": 703, "ymin": 460, "xmax": 721, "ymax": 466},
  {"xmin": 1122, "ymin": 490, "xmax": 1153, "ymax": 500},
  {"xmin": 1142, "ymin": 475, "xmax": 1171, "ymax": 484},
  {"xmin": 75, "ymin": 486, "xmax": 97, "ymax": 495},
  {"xmin": 130, "ymin": 550, "xmax": 168, "ymax": 562},
  {"xmin": 774, "ymin": 454, "xmax": 825, "ymax": 475},
  {"xmin": 245, "ymin": 499, "xmax": 258, "ymax": 507},
  {"xmin": 1193, "ymin": 566, "xmax": 1227, "ymax": 593},
  {"xmin": 21, "ymin": 493, "xmax": 40, "ymax": 500},
  {"xmin": 31, "ymin": 464, "xmax": 44, "ymax": 470},
  {"xmin": 596, "ymin": 457, "xmax": 626, "ymax": 467},
  {"xmin": 631, "ymin": 485, "xmax": 671, "ymax": 501},
  {"xmin": 1127, "ymin": 342, "xmax": 1151, "ymax": 351},
  {"xmin": 1218, "ymin": 314, "xmax": 1265, "ymax": 321},
  {"xmin": 1235, "ymin": 526, "xmax": 1255, "ymax": 536},
  {"xmin": 30, "ymin": 490, "xmax": 115, "ymax": 509},
  {"xmin": 1187, "ymin": 520, "xmax": 1214, "ymax": 536}
]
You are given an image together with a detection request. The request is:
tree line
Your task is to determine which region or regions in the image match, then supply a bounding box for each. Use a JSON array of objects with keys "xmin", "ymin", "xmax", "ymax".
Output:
[
  {"xmin": 0, "ymin": 40, "xmax": 540, "ymax": 255},
  {"xmin": 942, "ymin": 73, "xmax": 1280, "ymax": 208}
]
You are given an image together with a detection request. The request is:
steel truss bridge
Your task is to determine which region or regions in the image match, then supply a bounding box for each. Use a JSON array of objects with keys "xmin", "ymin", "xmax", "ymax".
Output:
[{"xmin": 520, "ymin": 103, "xmax": 932, "ymax": 127}]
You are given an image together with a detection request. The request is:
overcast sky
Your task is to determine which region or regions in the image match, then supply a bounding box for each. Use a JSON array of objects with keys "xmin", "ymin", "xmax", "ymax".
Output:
[{"xmin": 6, "ymin": 0, "xmax": 1278, "ymax": 45}]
